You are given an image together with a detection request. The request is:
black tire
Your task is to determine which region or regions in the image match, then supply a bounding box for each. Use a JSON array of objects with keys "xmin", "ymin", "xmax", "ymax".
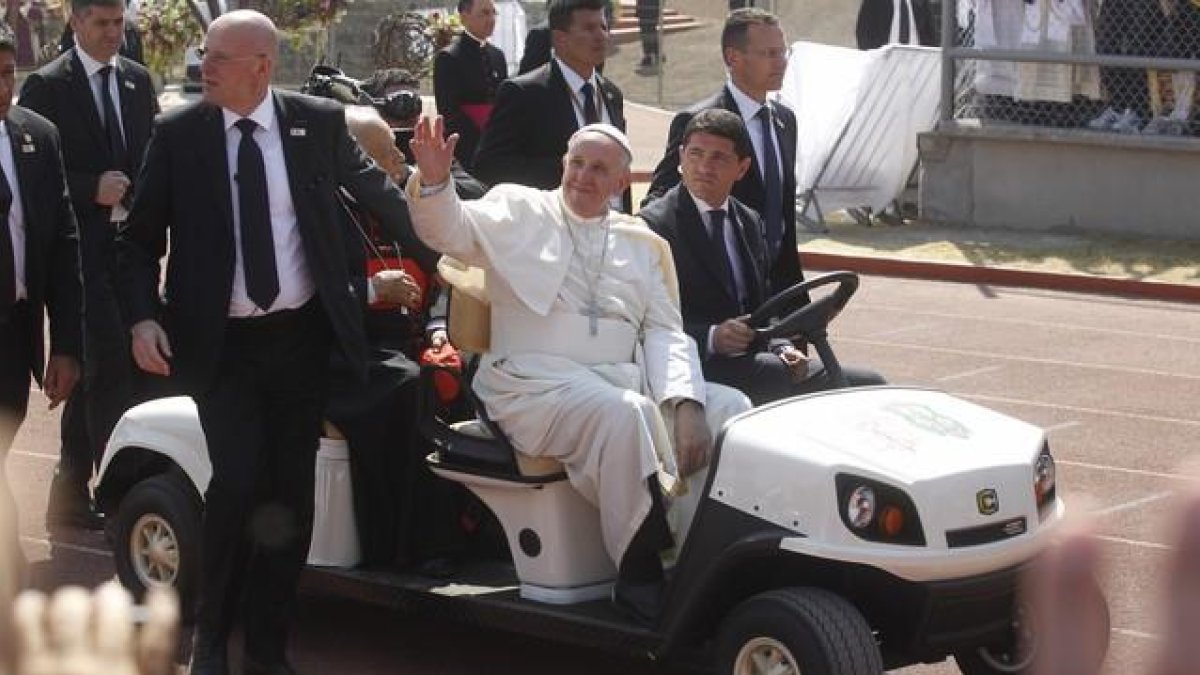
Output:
[
  {"xmin": 717, "ymin": 587, "xmax": 883, "ymax": 675},
  {"xmin": 953, "ymin": 580, "xmax": 1110, "ymax": 675},
  {"xmin": 110, "ymin": 472, "xmax": 202, "ymax": 617}
]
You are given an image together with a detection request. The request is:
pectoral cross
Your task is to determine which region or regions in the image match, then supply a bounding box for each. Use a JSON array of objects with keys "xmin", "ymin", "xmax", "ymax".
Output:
[{"xmin": 582, "ymin": 297, "xmax": 602, "ymax": 336}]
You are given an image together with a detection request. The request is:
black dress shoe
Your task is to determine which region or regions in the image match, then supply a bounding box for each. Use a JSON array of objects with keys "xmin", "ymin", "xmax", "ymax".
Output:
[
  {"xmin": 243, "ymin": 658, "xmax": 299, "ymax": 675},
  {"xmin": 187, "ymin": 652, "xmax": 230, "ymax": 675},
  {"xmin": 44, "ymin": 501, "xmax": 105, "ymax": 531},
  {"xmin": 188, "ymin": 629, "xmax": 230, "ymax": 675},
  {"xmin": 612, "ymin": 579, "xmax": 663, "ymax": 626}
]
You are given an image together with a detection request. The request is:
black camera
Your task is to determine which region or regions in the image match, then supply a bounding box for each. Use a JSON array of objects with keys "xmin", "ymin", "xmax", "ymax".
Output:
[{"xmin": 301, "ymin": 65, "xmax": 422, "ymax": 126}]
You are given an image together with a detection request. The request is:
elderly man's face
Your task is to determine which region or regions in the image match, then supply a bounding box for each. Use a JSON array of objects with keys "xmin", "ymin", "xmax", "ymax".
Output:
[
  {"xmin": 561, "ymin": 132, "xmax": 630, "ymax": 218},
  {"xmin": 200, "ymin": 20, "xmax": 272, "ymax": 114},
  {"xmin": 360, "ymin": 119, "xmax": 408, "ymax": 184}
]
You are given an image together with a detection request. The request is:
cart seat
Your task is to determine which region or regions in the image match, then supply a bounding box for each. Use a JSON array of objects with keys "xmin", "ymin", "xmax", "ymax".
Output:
[{"xmin": 449, "ymin": 420, "xmax": 565, "ymax": 478}]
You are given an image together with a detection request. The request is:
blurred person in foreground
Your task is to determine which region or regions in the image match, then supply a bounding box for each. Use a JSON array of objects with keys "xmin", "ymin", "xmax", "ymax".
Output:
[
  {"xmin": 2, "ymin": 580, "xmax": 178, "ymax": 675},
  {"xmin": 116, "ymin": 10, "xmax": 417, "ymax": 674},
  {"xmin": 0, "ymin": 28, "xmax": 81, "ymax": 585}
]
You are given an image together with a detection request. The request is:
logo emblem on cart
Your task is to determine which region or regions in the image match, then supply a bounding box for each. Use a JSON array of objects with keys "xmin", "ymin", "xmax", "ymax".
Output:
[{"xmin": 976, "ymin": 489, "xmax": 999, "ymax": 515}]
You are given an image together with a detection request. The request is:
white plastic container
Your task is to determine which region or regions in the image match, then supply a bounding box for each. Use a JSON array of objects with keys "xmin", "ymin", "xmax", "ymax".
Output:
[{"xmin": 306, "ymin": 437, "xmax": 361, "ymax": 567}]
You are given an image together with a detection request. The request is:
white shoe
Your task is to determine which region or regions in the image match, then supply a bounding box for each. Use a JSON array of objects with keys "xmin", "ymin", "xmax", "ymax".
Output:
[
  {"xmin": 1111, "ymin": 108, "xmax": 1142, "ymax": 134},
  {"xmin": 1086, "ymin": 107, "xmax": 1120, "ymax": 130}
]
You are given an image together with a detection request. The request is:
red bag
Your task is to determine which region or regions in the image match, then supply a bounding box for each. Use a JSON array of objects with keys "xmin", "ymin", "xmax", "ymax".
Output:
[{"xmin": 419, "ymin": 342, "xmax": 463, "ymax": 405}]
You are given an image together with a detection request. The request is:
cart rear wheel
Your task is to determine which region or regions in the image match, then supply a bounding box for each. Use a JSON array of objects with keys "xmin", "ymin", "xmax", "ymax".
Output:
[
  {"xmin": 717, "ymin": 587, "xmax": 882, "ymax": 675},
  {"xmin": 111, "ymin": 472, "xmax": 201, "ymax": 616}
]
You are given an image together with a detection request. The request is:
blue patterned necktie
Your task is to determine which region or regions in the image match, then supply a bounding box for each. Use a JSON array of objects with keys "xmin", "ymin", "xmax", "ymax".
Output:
[{"xmin": 757, "ymin": 105, "xmax": 783, "ymax": 254}]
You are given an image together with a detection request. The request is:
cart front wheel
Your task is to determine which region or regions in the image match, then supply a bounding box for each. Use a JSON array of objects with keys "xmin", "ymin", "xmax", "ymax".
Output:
[{"xmin": 717, "ymin": 587, "xmax": 882, "ymax": 675}]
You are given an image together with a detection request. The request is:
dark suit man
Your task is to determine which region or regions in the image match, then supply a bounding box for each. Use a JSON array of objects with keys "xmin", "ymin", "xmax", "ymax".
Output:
[
  {"xmin": 516, "ymin": 22, "xmax": 550, "ymax": 75},
  {"xmin": 434, "ymin": 0, "xmax": 507, "ymax": 170},
  {"xmin": 644, "ymin": 8, "xmax": 801, "ymax": 293},
  {"xmin": 642, "ymin": 109, "xmax": 884, "ymax": 405},
  {"xmin": 0, "ymin": 34, "xmax": 82, "ymax": 577},
  {"xmin": 473, "ymin": 0, "xmax": 630, "ymax": 210},
  {"xmin": 116, "ymin": 11, "xmax": 418, "ymax": 675},
  {"xmin": 20, "ymin": 0, "xmax": 159, "ymax": 531},
  {"xmin": 855, "ymin": 0, "xmax": 937, "ymax": 50}
]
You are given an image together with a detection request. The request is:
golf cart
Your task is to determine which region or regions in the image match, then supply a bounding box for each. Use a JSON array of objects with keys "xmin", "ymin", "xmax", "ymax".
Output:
[{"xmin": 94, "ymin": 271, "xmax": 1106, "ymax": 674}]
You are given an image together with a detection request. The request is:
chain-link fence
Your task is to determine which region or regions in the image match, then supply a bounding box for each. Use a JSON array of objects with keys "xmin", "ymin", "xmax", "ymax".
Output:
[{"xmin": 946, "ymin": 0, "xmax": 1200, "ymax": 136}]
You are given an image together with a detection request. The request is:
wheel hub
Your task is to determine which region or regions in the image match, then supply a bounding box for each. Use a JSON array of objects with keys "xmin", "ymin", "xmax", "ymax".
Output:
[
  {"xmin": 734, "ymin": 636, "xmax": 801, "ymax": 675},
  {"xmin": 130, "ymin": 514, "xmax": 180, "ymax": 588}
]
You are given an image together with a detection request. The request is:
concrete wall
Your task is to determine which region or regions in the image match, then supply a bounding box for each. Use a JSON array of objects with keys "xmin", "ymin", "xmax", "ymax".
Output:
[{"xmin": 919, "ymin": 123, "xmax": 1200, "ymax": 241}]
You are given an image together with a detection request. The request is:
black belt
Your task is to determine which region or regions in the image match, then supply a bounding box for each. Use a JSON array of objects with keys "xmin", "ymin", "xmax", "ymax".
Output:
[{"xmin": 227, "ymin": 297, "xmax": 322, "ymax": 333}]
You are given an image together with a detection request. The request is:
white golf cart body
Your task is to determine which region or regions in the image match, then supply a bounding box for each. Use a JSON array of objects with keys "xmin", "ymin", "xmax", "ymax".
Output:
[{"xmin": 96, "ymin": 379, "xmax": 1063, "ymax": 673}]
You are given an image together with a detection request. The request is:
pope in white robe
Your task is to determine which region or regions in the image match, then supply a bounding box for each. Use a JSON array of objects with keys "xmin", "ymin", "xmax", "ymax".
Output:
[{"xmin": 405, "ymin": 118, "xmax": 750, "ymax": 583}]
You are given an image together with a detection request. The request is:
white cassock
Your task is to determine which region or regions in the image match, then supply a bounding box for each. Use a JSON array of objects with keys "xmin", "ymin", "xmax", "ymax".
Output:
[{"xmin": 406, "ymin": 176, "xmax": 750, "ymax": 565}]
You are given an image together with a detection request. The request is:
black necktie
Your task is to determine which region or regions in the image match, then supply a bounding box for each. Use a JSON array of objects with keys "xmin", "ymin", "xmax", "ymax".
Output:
[
  {"xmin": 98, "ymin": 66, "xmax": 129, "ymax": 173},
  {"xmin": 757, "ymin": 106, "xmax": 783, "ymax": 254},
  {"xmin": 235, "ymin": 118, "xmax": 279, "ymax": 311},
  {"xmin": 581, "ymin": 82, "xmax": 600, "ymax": 124},
  {"xmin": 0, "ymin": 155, "xmax": 13, "ymax": 307},
  {"xmin": 899, "ymin": 0, "xmax": 912, "ymax": 43},
  {"xmin": 708, "ymin": 209, "xmax": 740, "ymax": 307}
]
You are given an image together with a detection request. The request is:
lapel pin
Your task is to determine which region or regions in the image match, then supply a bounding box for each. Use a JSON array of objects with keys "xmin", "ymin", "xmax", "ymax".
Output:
[
  {"xmin": 23, "ymin": 133, "xmax": 31, "ymax": 143},
  {"xmin": 123, "ymin": 80, "xmax": 136, "ymax": 90},
  {"xmin": 21, "ymin": 144, "xmax": 35, "ymax": 153},
  {"xmin": 290, "ymin": 127, "xmax": 307, "ymax": 137}
]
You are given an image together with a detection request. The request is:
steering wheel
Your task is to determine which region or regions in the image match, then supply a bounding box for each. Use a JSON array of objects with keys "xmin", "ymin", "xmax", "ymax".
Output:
[
  {"xmin": 747, "ymin": 271, "xmax": 859, "ymax": 340},
  {"xmin": 746, "ymin": 271, "xmax": 860, "ymax": 388}
]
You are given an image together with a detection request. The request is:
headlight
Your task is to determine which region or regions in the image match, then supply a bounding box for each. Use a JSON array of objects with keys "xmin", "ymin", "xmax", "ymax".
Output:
[
  {"xmin": 847, "ymin": 486, "xmax": 876, "ymax": 529},
  {"xmin": 1035, "ymin": 445, "xmax": 1057, "ymax": 514},
  {"xmin": 836, "ymin": 474, "xmax": 926, "ymax": 546}
]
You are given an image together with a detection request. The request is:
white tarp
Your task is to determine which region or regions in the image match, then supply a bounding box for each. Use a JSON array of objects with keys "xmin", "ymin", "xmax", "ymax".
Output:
[
  {"xmin": 494, "ymin": 0, "xmax": 528, "ymax": 77},
  {"xmin": 779, "ymin": 41, "xmax": 941, "ymax": 215}
]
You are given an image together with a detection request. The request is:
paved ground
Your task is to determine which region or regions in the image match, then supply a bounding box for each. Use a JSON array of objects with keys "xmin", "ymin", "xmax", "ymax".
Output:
[{"xmin": 10, "ymin": 273, "xmax": 1198, "ymax": 674}]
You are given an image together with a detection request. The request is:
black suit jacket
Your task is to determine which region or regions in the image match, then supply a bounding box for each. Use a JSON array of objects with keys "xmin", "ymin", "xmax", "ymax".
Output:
[
  {"xmin": 433, "ymin": 33, "xmax": 508, "ymax": 169},
  {"xmin": 644, "ymin": 86, "xmax": 802, "ymax": 293},
  {"xmin": 856, "ymin": 0, "xmax": 937, "ymax": 50},
  {"xmin": 473, "ymin": 60, "xmax": 630, "ymax": 209},
  {"xmin": 639, "ymin": 184, "xmax": 768, "ymax": 357},
  {"xmin": 117, "ymin": 90, "xmax": 419, "ymax": 392},
  {"xmin": 19, "ymin": 49, "xmax": 159, "ymax": 231},
  {"xmin": 5, "ymin": 106, "xmax": 83, "ymax": 383},
  {"xmin": 517, "ymin": 24, "xmax": 551, "ymax": 76}
]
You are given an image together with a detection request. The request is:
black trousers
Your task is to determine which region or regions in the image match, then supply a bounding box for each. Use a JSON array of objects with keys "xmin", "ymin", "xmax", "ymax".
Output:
[
  {"xmin": 191, "ymin": 300, "xmax": 333, "ymax": 665},
  {"xmin": 1, "ymin": 302, "xmax": 32, "ymax": 578},
  {"xmin": 704, "ymin": 351, "xmax": 887, "ymax": 407},
  {"xmin": 53, "ymin": 219, "xmax": 135, "ymax": 510}
]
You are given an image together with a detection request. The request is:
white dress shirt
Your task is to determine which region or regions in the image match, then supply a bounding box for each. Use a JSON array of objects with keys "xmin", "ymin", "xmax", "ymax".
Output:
[
  {"xmin": 222, "ymin": 94, "xmax": 313, "ymax": 317},
  {"xmin": 1, "ymin": 121, "xmax": 28, "ymax": 301},
  {"xmin": 75, "ymin": 46, "xmax": 126, "ymax": 146},
  {"xmin": 689, "ymin": 191, "xmax": 752, "ymax": 357},
  {"xmin": 727, "ymin": 79, "xmax": 785, "ymax": 185}
]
